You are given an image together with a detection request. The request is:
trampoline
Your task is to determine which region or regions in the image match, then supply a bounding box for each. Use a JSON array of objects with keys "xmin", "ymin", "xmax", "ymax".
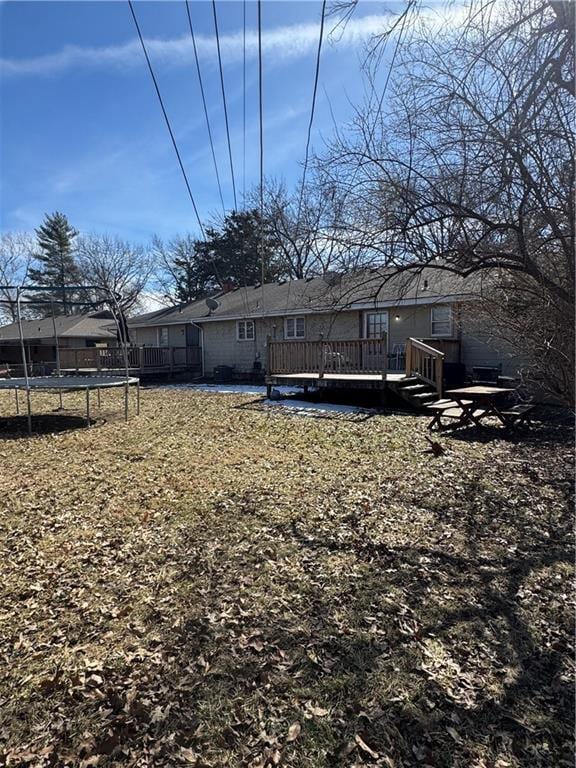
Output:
[
  {"xmin": 0, "ymin": 376, "xmax": 139, "ymax": 432},
  {"xmin": 0, "ymin": 283, "xmax": 141, "ymax": 435}
]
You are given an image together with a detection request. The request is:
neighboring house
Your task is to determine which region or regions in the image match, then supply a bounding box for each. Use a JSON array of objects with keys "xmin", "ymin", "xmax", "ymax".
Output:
[
  {"xmin": 0, "ymin": 312, "xmax": 117, "ymax": 368},
  {"xmin": 128, "ymin": 267, "xmax": 524, "ymax": 381}
]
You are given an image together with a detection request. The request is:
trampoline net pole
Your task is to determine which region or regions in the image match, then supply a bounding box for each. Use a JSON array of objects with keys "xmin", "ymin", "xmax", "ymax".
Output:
[
  {"xmin": 51, "ymin": 300, "xmax": 64, "ymax": 409},
  {"xmin": 26, "ymin": 389, "xmax": 31, "ymax": 436},
  {"xmin": 16, "ymin": 289, "xmax": 32, "ymax": 434}
]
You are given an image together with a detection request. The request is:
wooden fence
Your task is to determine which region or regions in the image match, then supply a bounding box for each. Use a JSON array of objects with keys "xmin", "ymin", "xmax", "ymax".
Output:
[{"xmin": 268, "ymin": 337, "xmax": 388, "ymax": 376}]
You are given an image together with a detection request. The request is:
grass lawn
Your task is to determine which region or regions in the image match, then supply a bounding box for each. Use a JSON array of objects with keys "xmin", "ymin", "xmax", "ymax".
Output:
[{"xmin": 0, "ymin": 387, "xmax": 573, "ymax": 768}]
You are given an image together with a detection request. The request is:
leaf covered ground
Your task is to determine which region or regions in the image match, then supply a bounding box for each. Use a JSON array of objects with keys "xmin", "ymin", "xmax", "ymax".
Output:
[{"xmin": 0, "ymin": 387, "xmax": 573, "ymax": 768}]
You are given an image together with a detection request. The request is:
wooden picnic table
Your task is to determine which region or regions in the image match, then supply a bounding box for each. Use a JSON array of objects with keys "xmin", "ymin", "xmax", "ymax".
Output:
[{"xmin": 445, "ymin": 385, "xmax": 516, "ymax": 428}]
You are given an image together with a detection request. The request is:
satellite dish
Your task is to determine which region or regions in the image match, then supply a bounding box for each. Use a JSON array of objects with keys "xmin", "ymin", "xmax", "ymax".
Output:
[
  {"xmin": 323, "ymin": 271, "xmax": 342, "ymax": 287},
  {"xmin": 205, "ymin": 297, "xmax": 219, "ymax": 312}
]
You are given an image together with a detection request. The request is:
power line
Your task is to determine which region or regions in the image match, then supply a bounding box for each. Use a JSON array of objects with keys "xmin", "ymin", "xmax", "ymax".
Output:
[
  {"xmin": 258, "ymin": 0, "xmax": 264, "ymax": 285},
  {"xmin": 329, "ymin": 1, "xmax": 414, "ymax": 256},
  {"xmin": 212, "ymin": 0, "xmax": 238, "ymax": 211},
  {"xmin": 185, "ymin": 0, "xmax": 226, "ymax": 215},
  {"xmin": 128, "ymin": 0, "xmax": 205, "ymax": 237},
  {"xmin": 242, "ymin": 0, "xmax": 247, "ymax": 207},
  {"xmin": 295, "ymin": 0, "xmax": 327, "ymax": 230}
]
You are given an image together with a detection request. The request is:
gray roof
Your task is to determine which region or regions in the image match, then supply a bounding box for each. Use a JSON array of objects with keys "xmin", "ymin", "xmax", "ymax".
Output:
[
  {"xmin": 0, "ymin": 313, "xmax": 117, "ymax": 342},
  {"xmin": 129, "ymin": 267, "xmax": 479, "ymax": 328}
]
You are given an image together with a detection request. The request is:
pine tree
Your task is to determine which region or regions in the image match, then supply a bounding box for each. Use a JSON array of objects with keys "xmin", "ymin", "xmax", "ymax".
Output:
[{"xmin": 29, "ymin": 212, "xmax": 82, "ymax": 315}]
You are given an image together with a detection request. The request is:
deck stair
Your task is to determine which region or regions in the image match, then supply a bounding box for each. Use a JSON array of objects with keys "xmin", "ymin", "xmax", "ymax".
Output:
[{"xmin": 389, "ymin": 375, "xmax": 440, "ymax": 410}]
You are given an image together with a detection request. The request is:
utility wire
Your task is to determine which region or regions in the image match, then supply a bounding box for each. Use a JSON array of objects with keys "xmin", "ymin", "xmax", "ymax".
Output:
[
  {"xmin": 258, "ymin": 0, "xmax": 265, "ymax": 286},
  {"xmin": 212, "ymin": 0, "xmax": 238, "ymax": 210},
  {"xmin": 185, "ymin": 0, "xmax": 226, "ymax": 215},
  {"xmin": 128, "ymin": 0, "xmax": 205, "ymax": 237},
  {"xmin": 242, "ymin": 0, "xmax": 247, "ymax": 208},
  {"xmin": 284, "ymin": 0, "xmax": 326, "ymax": 314},
  {"xmin": 330, "ymin": 1, "xmax": 414, "ymax": 259},
  {"xmin": 294, "ymin": 0, "xmax": 327, "ymax": 239}
]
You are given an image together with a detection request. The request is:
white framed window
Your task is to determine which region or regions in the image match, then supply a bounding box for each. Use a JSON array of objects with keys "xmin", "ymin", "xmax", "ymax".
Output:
[
  {"xmin": 430, "ymin": 305, "xmax": 453, "ymax": 337},
  {"xmin": 237, "ymin": 320, "xmax": 255, "ymax": 341},
  {"xmin": 285, "ymin": 316, "xmax": 305, "ymax": 339},
  {"xmin": 157, "ymin": 327, "xmax": 169, "ymax": 347},
  {"xmin": 364, "ymin": 311, "xmax": 388, "ymax": 339}
]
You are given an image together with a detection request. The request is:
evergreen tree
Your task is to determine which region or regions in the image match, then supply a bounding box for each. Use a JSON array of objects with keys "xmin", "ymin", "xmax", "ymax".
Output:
[
  {"xmin": 192, "ymin": 209, "xmax": 283, "ymax": 296},
  {"xmin": 29, "ymin": 212, "xmax": 82, "ymax": 315},
  {"xmin": 157, "ymin": 210, "xmax": 285, "ymax": 305}
]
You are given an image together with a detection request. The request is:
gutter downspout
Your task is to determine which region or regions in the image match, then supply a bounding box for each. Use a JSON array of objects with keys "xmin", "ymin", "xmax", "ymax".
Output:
[{"xmin": 190, "ymin": 321, "xmax": 205, "ymax": 378}]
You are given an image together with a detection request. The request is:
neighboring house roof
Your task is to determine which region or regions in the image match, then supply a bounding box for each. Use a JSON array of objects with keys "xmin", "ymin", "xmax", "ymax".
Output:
[
  {"xmin": 129, "ymin": 267, "xmax": 480, "ymax": 328},
  {"xmin": 0, "ymin": 312, "xmax": 118, "ymax": 342}
]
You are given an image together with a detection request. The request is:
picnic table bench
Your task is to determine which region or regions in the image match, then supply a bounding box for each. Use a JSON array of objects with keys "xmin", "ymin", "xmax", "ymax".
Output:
[
  {"xmin": 426, "ymin": 399, "xmax": 477, "ymax": 430},
  {"xmin": 427, "ymin": 386, "xmax": 535, "ymax": 431}
]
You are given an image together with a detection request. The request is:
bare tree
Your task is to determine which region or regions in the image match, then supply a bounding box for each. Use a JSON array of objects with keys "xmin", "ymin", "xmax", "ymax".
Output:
[
  {"xmin": 0, "ymin": 232, "xmax": 36, "ymax": 322},
  {"xmin": 259, "ymin": 178, "xmax": 370, "ymax": 279},
  {"xmin": 76, "ymin": 234, "xmax": 153, "ymax": 314},
  {"xmin": 150, "ymin": 235, "xmax": 194, "ymax": 307},
  {"xmin": 318, "ymin": 0, "xmax": 574, "ymax": 403}
]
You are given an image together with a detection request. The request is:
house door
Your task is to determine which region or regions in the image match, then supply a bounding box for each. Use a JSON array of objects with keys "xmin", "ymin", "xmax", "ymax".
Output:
[
  {"xmin": 185, "ymin": 325, "xmax": 201, "ymax": 367},
  {"xmin": 363, "ymin": 311, "xmax": 389, "ymax": 371}
]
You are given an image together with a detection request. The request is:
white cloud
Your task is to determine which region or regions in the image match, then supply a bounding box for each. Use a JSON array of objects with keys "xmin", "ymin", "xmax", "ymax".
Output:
[{"xmin": 0, "ymin": 13, "xmax": 399, "ymax": 78}]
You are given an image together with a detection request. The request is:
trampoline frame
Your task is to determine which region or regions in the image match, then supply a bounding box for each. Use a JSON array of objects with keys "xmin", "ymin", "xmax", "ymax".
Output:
[
  {"xmin": 1, "ymin": 376, "xmax": 140, "ymax": 431},
  {"xmin": 0, "ymin": 283, "xmax": 140, "ymax": 435}
]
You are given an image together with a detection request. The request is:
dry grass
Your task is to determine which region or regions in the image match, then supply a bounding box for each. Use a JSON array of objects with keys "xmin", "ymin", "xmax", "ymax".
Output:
[{"xmin": 0, "ymin": 387, "xmax": 573, "ymax": 768}]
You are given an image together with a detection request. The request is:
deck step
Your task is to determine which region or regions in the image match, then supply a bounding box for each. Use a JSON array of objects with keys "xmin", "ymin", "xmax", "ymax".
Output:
[
  {"xmin": 396, "ymin": 377, "xmax": 421, "ymax": 388},
  {"xmin": 410, "ymin": 392, "xmax": 439, "ymax": 402},
  {"xmin": 400, "ymin": 384, "xmax": 432, "ymax": 394}
]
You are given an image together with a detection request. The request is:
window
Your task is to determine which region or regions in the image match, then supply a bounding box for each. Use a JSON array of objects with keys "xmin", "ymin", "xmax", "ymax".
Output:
[
  {"xmin": 237, "ymin": 320, "xmax": 255, "ymax": 341},
  {"xmin": 157, "ymin": 327, "xmax": 169, "ymax": 347},
  {"xmin": 431, "ymin": 306, "xmax": 452, "ymax": 337},
  {"xmin": 364, "ymin": 312, "xmax": 388, "ymax": 339},
  {"xmin": 285, "ymin": 317, "xmax": 305, "ymax": 339}
]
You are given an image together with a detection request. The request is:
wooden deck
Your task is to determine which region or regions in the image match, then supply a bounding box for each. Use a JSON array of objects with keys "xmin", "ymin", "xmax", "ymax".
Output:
[
  {"xmin": 267, "ymin": 337, "xmax": 446, "ymax": 399},
  {"xmin": 270, "ymin": 372, "xmax": 407, "ymax": 383},
  {"xmin": 58, "ymin": 345, "xmax": 201, "ymax": 377},
  {"xmin": 266, "ymin": 371, "xmax": 408, "ymax": 401}
]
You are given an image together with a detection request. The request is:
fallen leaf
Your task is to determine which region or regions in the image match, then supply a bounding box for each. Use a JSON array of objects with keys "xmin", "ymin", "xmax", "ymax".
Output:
[
  {"xmin": 355, "ymin": 734, "xmax": 379, "ymax": 759},
  {"xmin": 285, "ymin": 721, "xmax": 301, "ymax": 742}
]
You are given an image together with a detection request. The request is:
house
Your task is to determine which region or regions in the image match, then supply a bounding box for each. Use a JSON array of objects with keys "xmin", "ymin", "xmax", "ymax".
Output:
[
  {"xmin": 0, "ymin": 312, "xmax": 117, "ymax": 371},
  {"xmin": 128, "ymin": 267, "xmax": 524, "ymax": 398}
]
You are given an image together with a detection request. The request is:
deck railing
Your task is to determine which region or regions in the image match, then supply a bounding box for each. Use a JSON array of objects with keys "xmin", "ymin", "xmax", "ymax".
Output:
[
  {"xmin": 268, "ymin": 337, "xmax": 388, "ymax": 377},
  {"xmin": 59, "ymin": 346, "xmax": 201, "ymax": 372},
  {"xmin": 405, "ymin": 337, "xmax": 444, "ymax": 397}
]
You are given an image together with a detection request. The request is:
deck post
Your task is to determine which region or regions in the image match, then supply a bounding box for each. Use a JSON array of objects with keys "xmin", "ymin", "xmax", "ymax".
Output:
[
  {"xmin": 139, "ymin": 346, "xmax": 144, "ymax": 373},
  {"xmin": 435, "ymin": 356, "xmax": 443, "ymax": 398},
  {"xmin": 15, "ymin": 387, "xmax": 20, "ymax": 415},
  {"xmin": 405, "ymin": 340, "xmax": 412, "ymax": 376},
  {"xmin": 379, "ymin": 385, "xmax": 388, "ymax": 408},
  {"xmin": 318, "ymin": 339, "xmax": 325, "ymax": 380}
]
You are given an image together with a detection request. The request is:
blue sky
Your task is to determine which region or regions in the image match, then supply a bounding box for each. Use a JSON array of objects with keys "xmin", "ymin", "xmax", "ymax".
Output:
[{"xmin": 0, "ymin": 1, "xmax": 431, "ymax": 243}]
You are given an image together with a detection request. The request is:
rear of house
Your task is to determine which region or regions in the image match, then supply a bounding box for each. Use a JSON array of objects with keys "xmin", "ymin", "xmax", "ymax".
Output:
[{"xmin": 128, "ymin": 268, "xmax": 526, "ymax": 384}]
